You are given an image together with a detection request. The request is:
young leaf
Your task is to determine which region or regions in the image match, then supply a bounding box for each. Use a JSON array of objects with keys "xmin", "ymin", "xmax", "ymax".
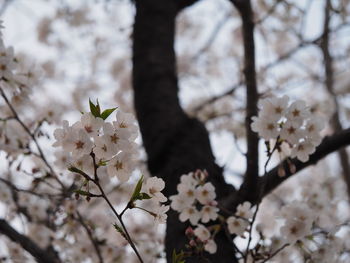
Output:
[
  {"xmin": 172, "ymin": 249, "xmax": 185, "ymax": 263},
  {"xmin": 89, "ymin": 98, "xmax": 100, "ymax": 118},
  {"xmin": 130, "ymin": 175, "xmax": 144, "ymax": 202},
  {"xmin": 96, "ymin": 99, "xmax": 101, "ymax": 116},
  {"xmin": 74, "ymin": 190, "xmax": 90, "ymax": 196},
  {"xmin": 101, "ymin": 107, "xmax": 117, "ymax": 120},
  {"xmin": 68, "ymin": 166, "xmax": 84, "ymax": 174},
  {"xmin": 113, "ymin": 223, "xmax": 127, "ymax": 240},
  {"xmin": 137, "ymin": 192, "xmax": 152, "ymax": 200}
]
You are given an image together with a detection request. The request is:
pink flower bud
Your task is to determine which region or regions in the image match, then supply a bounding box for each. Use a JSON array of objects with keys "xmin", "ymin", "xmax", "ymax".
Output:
[
  {"xmin": 185, "ymin": 226, "xmax": 194, "ymax": 237},
  {"xmin": 189, "ymin": 239, "xmax": 197, "ymax": 247}
]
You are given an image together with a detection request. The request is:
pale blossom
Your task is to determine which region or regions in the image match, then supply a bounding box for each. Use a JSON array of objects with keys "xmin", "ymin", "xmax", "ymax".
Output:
[
  {"xmin": 72, "ymin": 154, "xmax": 94, "ymax": 175},
  {"xmin": 285, "ymin": 100, "xmax": 310, "ymax": 125},
  {"xmin": 0, "ymin": 55, "xmax": 15, "ymax": 80},
  {"xmin": 68, "ymin": 129, "xmax": 93, "ymax": 158},
  {"xmin": 28, "ymin": 224, "xmax": 52, "ymax": 248},
  {"xmin": 179, "ymin": 206, "xmax": 201, "ymax": 225},
  {"xmin": 235, "ymin": 201, "xmax": 254, "ymax": 220},
  {"xmin": 227, "ymin": 216, "xmax": 249, "ymax": 236},
  {"xmin": 196, "ymin": 182, "xmax": 216, "ymax": 205},
  {"xmin": 154, "ymin": 205, "xmax": 169, "ymax": 224},
  {"xmin": 180, "ymin": 173, "xmax": 198, "ymax": 187},
  {"xmin": 0, "ymin": 183, "xmax": 12, "ymax": 204},
  {"xmin": 280, "ymin": 121, "xmax": 304, "ymax": 145},
  {"xmin": 194, "ymin": 224, "xmax": 210, "ymax": 241},
  {"xmin": 290, "ymin": 140, "xmax": 316, "ymax": 162},
  {"xmin": 177, "ymin": 183, "xmax": 196, "ymax": 204},
  {"xmin": 169, "ymin": 194, "xmax": 190, "ymax": 212},
  {"xmin": 200, "ymin": 205, "xmax": 219, "ymax": 223},
  {"xmin": 144, "ymin": 177, "xmax": 167, "ymax": 203},
  {"xmin": 103, "ymin": 122, "xmax": 129, "ymax": 153},
  {"xmin": 52, "ymin": 120, "xmax": 71, "ymax": 147},
  {"xmin": 107, "ymin": 152, "xmax": 133, "ymax": 182},
  {"xmin": 304, "ymin": 116, "xmax": 325, "ymax": 146},
  {"xmin": 113, "ymin": 110, "xmax": 138, "ymax": 140},
  {"xmin": 280, "ymin": 218, "xmax": 311, "ymax": 244},
  {"xmin": 258, "ymin": 95, "xmax": 289, "ymax": 121},
  {"xmin": 94, "ymin": 135, "xmax": 116, "ymax": 160},
  {"xmin": 204, "ymin": 239, "xmax": 217, "ymax": 254},
  {"xmin": 251, "ymin": 115, "xmax": 279, "ymax": 140}
]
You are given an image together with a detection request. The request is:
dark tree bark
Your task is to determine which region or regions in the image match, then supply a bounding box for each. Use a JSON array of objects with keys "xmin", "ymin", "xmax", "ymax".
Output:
[
  {"xmin": 133, "ymin": 0, "xmax": 238, "ymax": 262},
  {"xmin": 0, "ymin": 219, "xmax": 60, "ymax": 263},
  {"xmin": 132, "ymin": 0, "xmax": 235, "ymax": 262}
]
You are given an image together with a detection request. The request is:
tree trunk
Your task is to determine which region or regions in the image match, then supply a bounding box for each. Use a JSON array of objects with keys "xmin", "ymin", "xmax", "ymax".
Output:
[{"xmin": 132, "ymin": 0, "xmax": 236, "ymax": 261}]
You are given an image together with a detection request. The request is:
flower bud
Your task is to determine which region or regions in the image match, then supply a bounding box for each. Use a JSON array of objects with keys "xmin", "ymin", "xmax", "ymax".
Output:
[
  {"xmin": 185, "ymin": 226, "xmax": 194, "ymax": 237},
  {"xmin": 278, "ymin": 165, "xmax": 286, "ymax": 177}
]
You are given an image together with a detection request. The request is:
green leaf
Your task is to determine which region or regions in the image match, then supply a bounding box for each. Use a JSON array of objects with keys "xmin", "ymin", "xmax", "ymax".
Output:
[
  {"xmin": 130, "ymin": 175, "xmax": 144, "ymax": 202},
  {"xmin": 172, "ymin": 249, "xmax": 185, "ymax": 263},
  {"xmin": 137, "ymin": 192, "xmax": 152, "ymax": 200},
  {"xmin": 113, "ymin": 223, "xmax": 123, "ymax": 233},
  {"xmin": 113, "ymin": 223, "xmax": 127, "ymax": 240},
  {"xmin": 98, "ymin": 160, "xmax": 108, "ymax": 166},
  {"xmin": 96, "ymin": 99, "xmax": 101, "ymax": 116},
  {"xmin": 74, "ymin": 190, "xmax": 90, "ymax": 196},
  {"xmin": 89, "ymin": 98, "xmax": 100, "ymax": 118},
  {"xmin": 68, "ymin": 166, "xmax": 84, "ymax": 174},
  {"xmin": 100, "ymin": 107, "xmax": 117, "ymax": 120}
]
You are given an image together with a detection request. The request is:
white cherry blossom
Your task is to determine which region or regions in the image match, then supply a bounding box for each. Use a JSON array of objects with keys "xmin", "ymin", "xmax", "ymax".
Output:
[
  {"xmin": 179, "ymin": 206, "xmax": 201, "ymax": 225},
  {"xmin": 205, "ymin": 239, "xmax": 217, "ymax": 254},
  {"xmin": 194, "ymin": 224, "xmax": 210, "ymax": 241},
  {"xmin": 177, "ymin": 183, "xmax": 196, "ymax": 204},
  {"xmin": 144, "ymin": 177, "xmax": 167, "ymax": 203},
  {"xmin": 107, "ymin": 152, "xmax": 133, "ymax": 182},
  {"xmin": 258, "ymin": 95, "xmax": 289, "ymax": 121},
  {"xmin": 227, "ymin": 216, "xmax": 249, "ymax": 236},
  {"xmin": 251, "ymin": 115, "xmax": 279, "ymax": 140},
  {"xmin": 113, "ymin": 110, "xmax": 138, "ymax": 140},
  {"xmin": 94, "ymin": 135, "xmax": 116, "ymax": 160},
  {"xmin": 79, "ymin": 112, "xmax": 103, "ymax": 137},
  {"xmin": 285, "ymin": 100, "xmax": 310, "ymax": 125},
  {"xmin": 290, "ymin": 140, "xmax": 316, "ymax": 162},
  {"xmin": 154, "ymin": 204, "xmax": 169, "ymax": 224},
  {"xmin": 235, "ymin": 201, "xmax": 254, "ymax": 220},
  {"xmin": 200, "ymin": 205, "xmax": 219, "ymax": 223},
  {"xmin": 196, "ymin": 182, "xmax": 216, "ymax": 205},
  {"xmin": 280, "ymin": 121, "xmax": 304, "ymax": 145},
  {"xmin": 169, "ymin": 194, "xmax": 190, "ymax": 212}
]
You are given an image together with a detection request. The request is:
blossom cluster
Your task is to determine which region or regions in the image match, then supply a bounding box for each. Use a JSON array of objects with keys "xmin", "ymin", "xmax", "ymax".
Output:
[
  {"xmin": 0, "ymin": 22, "xmax": 41, "ymax": 98},
  {"xmin": 251, "ymin": 95, "xmax": 325, "ymax": 162},
  {"xmin": 143, "ymin": 176, "xmax": 169, "ymax": 224},
  {"xmin": 169, "ymin": 170, "xmax": 219, "ymax": 254},
  {"xmin": 279, "ymin": 201, "xmax": 314, "ymax": 245},
  {"xmin": 170, "ymin": 170, "xmax": 219, "ymax": 226},
  {"xmin": 226, "ymin": 201, "xmax": 255, "ymax": 237},
  {"xmin": 186, "ymin": 224, "xmax": 217, "ymax": 254},
  {"xmin": 53, "ymin": 109, "xmax": 138, "ymax": 182},
  {"xmin": 170, "ymin": 170, "xmax": 257, "ymax": 255}
]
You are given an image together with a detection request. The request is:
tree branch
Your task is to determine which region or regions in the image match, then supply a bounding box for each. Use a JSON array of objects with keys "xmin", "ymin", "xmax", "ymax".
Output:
[
  {"xmin": 232, "ymin": 0, "xmax": 260, "ymax": 202},
  {"xmin": 176, "ymin": 0, "xmax": 202, "ymax": 11},
  {"xmin": 320, "ymin": 0, "xmax": 350, "ymax": 200},
  {"xmin": 0, "ymin": 219, "xmax": 60, "ymax": 263},
  {"xmin": 261, "ymin": 128, "xmax": 350, "ymax": 197},
  {"xmin": 221, "ymin": 128, "xmax": 350, "ymax": 210}
]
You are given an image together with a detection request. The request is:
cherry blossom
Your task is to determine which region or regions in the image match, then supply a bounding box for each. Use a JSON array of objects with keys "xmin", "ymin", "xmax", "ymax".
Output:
[
  {"xmin": 227, "ymin": 216, "xmax": 249, "ymax": 236},
  {"xmin": 144, "ymin": 177, "xmax": 167, "ymax": 203}
]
